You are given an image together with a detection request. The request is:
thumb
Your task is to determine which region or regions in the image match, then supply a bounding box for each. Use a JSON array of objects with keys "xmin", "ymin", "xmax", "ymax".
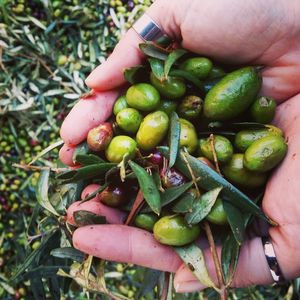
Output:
[
  {"xmin": 174, "ymin": 237, "xmax": 274, "ymax": 293},
  {"xmin": 85, "ymin": 0, "xmax": 181, "ymax": 91}
]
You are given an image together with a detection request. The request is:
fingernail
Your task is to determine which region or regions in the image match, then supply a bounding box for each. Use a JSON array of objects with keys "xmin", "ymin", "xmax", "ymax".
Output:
[{"xmin": 175, "ymin": 280, "xmax": 205, "ymax": 293}]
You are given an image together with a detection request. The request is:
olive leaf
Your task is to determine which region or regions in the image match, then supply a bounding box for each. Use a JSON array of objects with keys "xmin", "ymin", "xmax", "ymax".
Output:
[
  {"xmin": 207, "ymin": 121, "xmax": 267, "ymax": 131},
  {"xmin": 168, "ymin": 112, "xmax": 181, "ymax": 168},
  {"xmin": 223, "ymin": 200, "xmax": 245, "ymax": 244},
  {"xmin": 169, "ymin": 69, "xmax": 204, "ymax": 91},
  {"xmin": 56, "ymin": 163, "xmax": 116, "ymax": 183},
  {"xmin": 158, "ymin": 147, "xmax": 269, "ymax": 222},
  {"xmin": 164, "ymin": 49, "xmax": 187, "ymax": 78},
  {"xmin": 139, "ymin": 42, "xmax": 169, "ymax": 60},
  {"xmin": 75, "ymin": 154, "xmax": 104, "ymax": 166},
  {"xmin": 185, "ymin": 187, "xmax": 223, "ymax": 225},
  {"xmin": 149, "ymin": 58, "xmax": 165, "ymax": 81},
  {"xmin": 51, "ymin": 247, "xmax": 86, "ymax": 263},
  {"xmin": 172, "ymin": 192, "xmax": 195, "ymax": 213},
  {"xmin": 72, "ymin": 142, "xmax": 89, "ymax": 164},
  {"xmin": 124, "ymin": 65, "xmax": 147, "ymax": 84},
  {"xmin": 137, "ymin": 268, "xmax": 162, "ymax": 298},
  {"xmin": 129, "ymin": 161, "xmax": 161, "ymax": 215},
  {"xmin": 73, "ymin": 210, "xmax": 106, "ymax": 226},
  {"xmin": 221, "ymin": 232, "xmax": 240, "ymax": 284},
  {"xmin": 174, "ymin": 244, "xmax": 218, "ymax": 290},
  {"xmin": 36, "ymin": 170, "xmax": 60, "ymax": 216}
]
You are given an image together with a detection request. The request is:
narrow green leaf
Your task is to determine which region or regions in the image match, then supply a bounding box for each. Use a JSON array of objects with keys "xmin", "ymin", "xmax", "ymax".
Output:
[
  {"xmin": 72, "ymin": 142, "xmax": 89, "ymax": 164},
  {"xmin": 51, "ymin": 247, "xmax": 86, "ymax": 262},
  {"xmin": 149, "ymin": 58, "xmax": 165, "ymax": 81},
  {"xmin": 36, "ymin": 170, "xmax": 59, "ymax": 216},
  {"xmin": 185, "ymin": 187, "xmax": 223, "ymax": 225},
  {"xmin": 56, "ymin": 163, "xmax": 116, "ymax": 183},
  {"xmin": 75, "ymin": 154, "xmax": 104, "ymax": 166},
  {"xmin": 139, "ymin": 42, "xmax": 169, "ymax": 60},
  {"xmin": 158, "ymin": 147, "xmax": 268, "ymax": 222},
  {"xmin": 172, "ymin": 192, "xmax": 195, "ymax": 213},
  {"xmin": 137, "ymin": 268, "xmax": 162, "ymax": 298},
  {"xmin": 169, "ymin": 69, "xmax": 204, "ymax": 91},
  {"xmin": 164, "ymin": 49, "xmax": 187, "ymax": 78},
  {"xmin": 142, "ymin": 181, "xmax": 193, "ymax": 213},
  {"xmin": 73, "ymin": 210, "xmax": 106, "ymax": 226},
  {"xmin": 124, "ymin": 65, "xmax": 147, "ymax": 84},
  {"xmin": 174, "ymin": 244, "xmax": 217, "ymax": 289},
  {"xmin": 221, "ymin": 232, "xmax": 240, "ymax": 283},
  {"xmin": 30, "ymin": 276, "xmax": 46, "ymax": 300},
  {"xmin": 168, "ymin": 112, "xmax": 180, "ymax": 168},
  {"xmin": 129, "ymin": 161, "xmax": 161, "ymax": 215},
  {"xmin": 223, "ymin": 201, "xmax": 245, "ymax": 244}
]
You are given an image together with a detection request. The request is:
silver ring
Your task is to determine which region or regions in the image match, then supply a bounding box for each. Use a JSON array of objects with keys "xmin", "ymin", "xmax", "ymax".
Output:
[
  {"xmin": 262, "ymin": 236, "xmax": 285, "ymax": 283},
  {"xmin": 132, "ymin": 13, "xmax": 173, "ymax": 47}
]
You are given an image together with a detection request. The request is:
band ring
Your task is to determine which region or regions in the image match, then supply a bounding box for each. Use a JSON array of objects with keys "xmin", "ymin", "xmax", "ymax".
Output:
[
  {"xmin": 262, "ymin": 236, "xmax": 285, "ymax": 283},
  {"xmin": 132, "ymin": 13, "xmax": 173, "ymax": 47}
]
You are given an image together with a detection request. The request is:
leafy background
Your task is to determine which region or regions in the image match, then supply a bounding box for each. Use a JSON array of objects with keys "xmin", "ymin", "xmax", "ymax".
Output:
[{"xmin": 0, "ymin": 0, "xmax": 299, "ymax": 299}]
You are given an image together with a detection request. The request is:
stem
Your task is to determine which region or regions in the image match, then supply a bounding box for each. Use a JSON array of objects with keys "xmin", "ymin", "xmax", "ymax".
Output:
[
  {"xmin": 204, "ymin": 221, "xmax": 228, "ymax": 300},
  {"xmin": 160, "ymin": 272, "xmax": 170, "ymax": 300},
  {"xmin": 12, "ymin": 163, "xmax": 68, "ymax": 173},
  {"xmin": 125, "ymin": 189, "xmax": 144, "ymax": 225},
  {"xmin": 209, "ymin": 134, "xmax": 222, "ymax": 175}
]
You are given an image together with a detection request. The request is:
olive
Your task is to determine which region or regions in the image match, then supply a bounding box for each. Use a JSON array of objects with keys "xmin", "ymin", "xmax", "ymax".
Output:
[
  {"xmin": 116, "ymin": 108, "xmax": 142, "ymax": 134},
  {"xmin": 221, "ymin": 153, "xmax": 267, "ymax": 188},
  {"xmin": 234, "ymin": 127, "xmax": 283, "ymax": 152},
  {"xmin": 250, "ymin": 96, "xmax": 277, "ymax": 123},
  {"xmin": 153, "ymin": 215, "xmax": 200, "ymax": 246},
  {"xmin": 198, "ymin": 135, "xmax": 233, "ymax": 164},
  {"xmin": 157, "ymin": 100, "xmax": 178, "ymax": 116},
  {"xmin": 179, "ymin": 57, "xmax": 213, "ymax": 79},
  {"xmin": 244, "ymin": 135, "xmax": 287, "ymax": 172},
  {"xmin": 134, "ymin": 213, "xmax": 158, "ymax": 232},
  {"xmin": 197, "ymin": 156, "xmax": 216, "ymax": 170},
  {"xmin": 149, "ymin": 150, "xmax": 164, "ymax": 166},
  {"xmin": 206, "ymin": 198, "xmax": 228, "ymax": 225},
  {"xmin": 177, "ymin": 95, "xmax": 203, "ymax": 120},
  {"xmin": 126, "ymin": 83, "xmax": 160, "ymax": 111},
  {"xmin": 136, "ymin": 111, "xmax": 169, "ymax": 151},
  {"xmin": 160, "ymin": 167, "xmax": 187, "ymax": 188},
  {"xmin": 105, "ymin": 135, "xmax": 137, "ymax": 163},
  {"xmin": 99, "ymin": 185, "xmax": 126, "ymax": 207},
  {"xmin": 179, "ymin": 118, "xmax": 198, "ymax": 154},
  {"xmin": 207, "ymin": 66, "xmax": 226, "ymax": 79},
  {"xmin": 150, "ymin": 72, "xmax": 186, "ymax": 99},
  {"xmin": 87, "ymin": 122, "xmax": 113, "ymax": 152},
  {"xmin": 113, "ymin": 95, "xmax": 129, "ymax": 115}
]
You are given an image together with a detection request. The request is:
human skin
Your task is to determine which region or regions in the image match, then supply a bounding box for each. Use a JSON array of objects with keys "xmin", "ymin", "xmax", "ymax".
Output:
[{"xmin": 59, "ymin": 0, "xmax": 300, "ymax": 292}]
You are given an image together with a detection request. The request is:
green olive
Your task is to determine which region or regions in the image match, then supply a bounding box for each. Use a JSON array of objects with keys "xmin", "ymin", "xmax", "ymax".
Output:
[
  {"xmin": 244, "ymin": 135, "xmax": 287, "ymax": 172},
  {"xmin": 150, "ymin": 72, "xmax": 186, "ymax": 99},
  {"xmin": 179, "ymin": 118, "xmax": 198, "ymax": 154},
  {"xmin": 116, "ymin": 108, "xmax": 142, "ymax": 134},
  {"xmin": 126, "ymin": 83, "xmax": 160, "ymax": 111},
  {"xmin": 199, "ymin": 135, "xmax": 233, "ymax": 164},
  {"xmin": 157, "ymin": 100, "xmax": 178, "ymax": 116},
  {"xmin": 105, "ymin": 135, "xmax": 137, "ymax": 163},
  {"xmin": 113, "ymin": 95, "xmax": 129, "ymax": 115},
  {"xmin": 99, "ymin": 185, "xmax": 126, "ymax": 207},
  {"xmin": 221, "ymin": 153, "xmax": 267, "ymax": 188},
  {"xmin": 87, "ymin": 123, "xmax": 113, "ymax": 152},
  {"xmin": 153, "ymin": 215, "xmax": 200, "ymax": 246},
  {"xmin": 250, "ymin": 96, "xmax": 277, "ymax": 123},
  {"xmin": 134, "ymin": 213, "xmax": 158, "ymax": 232},
  {"xmin": 177, "ymin": 95, "xmax": 203, "ymax": 120},
  {"xmin": 179, "ymin": 57, "xmax": 213, "ymax": 79},
  {"xmin": 206, "ymin": 198, "xmax": 228, "ymax": 225},
  {"xmin": 136, "ymin": 111, "xmax": 169, "ymax": 151}
]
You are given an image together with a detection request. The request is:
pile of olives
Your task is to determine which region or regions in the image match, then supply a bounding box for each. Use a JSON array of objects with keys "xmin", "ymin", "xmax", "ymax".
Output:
[{"xmin": 79, "ymin": 46, "xmax": 287, "ymax": 247}]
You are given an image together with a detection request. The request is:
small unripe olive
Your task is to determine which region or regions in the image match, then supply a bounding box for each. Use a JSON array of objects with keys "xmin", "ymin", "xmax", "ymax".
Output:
[{"xmin": 87, "ymin": 123, "xmax": 113, "ymax": 152}]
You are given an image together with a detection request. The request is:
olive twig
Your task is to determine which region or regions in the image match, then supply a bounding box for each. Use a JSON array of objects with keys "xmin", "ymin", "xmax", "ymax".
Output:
[
  {"xmin": 203, "ymin": 221, "xmax": 228, "ymax": 300},
  {"xmin": 209, "ymin": 134, "xmax": 222, "ymax": 175},
  {"xmin": 13, "ymin": 163, "xmax": 69, "ymax": 173},
  {"xmin": 125, "ymin": 189, "xmax": 144, "ymax": 225}
]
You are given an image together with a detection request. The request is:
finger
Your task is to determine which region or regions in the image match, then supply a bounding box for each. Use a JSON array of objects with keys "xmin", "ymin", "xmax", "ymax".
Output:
[
  {"xmin": 73, "ymin": 224, "xmax": 182, "ymax": 272},
  {"xmin": 60, "ymin": 90, "xmax": 118, "ymax": 145},
  {"xmin": 66, "ymin": 184, "xmax": 126, "ymax": 225},
  {"xmin": 174, "ymin": 237, "xmax": 273, "ymax": 293},
  {"xmin": 85, "ymin": 1, "xmax": 180, "ymax": 90},
  {"xmin": 59, "ymin": 144, "xmax": 76, "ymax": 166}
]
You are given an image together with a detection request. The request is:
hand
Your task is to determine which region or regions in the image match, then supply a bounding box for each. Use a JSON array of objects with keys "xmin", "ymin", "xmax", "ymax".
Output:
[{"xmin": 60, "ymin": 0, "xmax": 300, "ymax": 292}]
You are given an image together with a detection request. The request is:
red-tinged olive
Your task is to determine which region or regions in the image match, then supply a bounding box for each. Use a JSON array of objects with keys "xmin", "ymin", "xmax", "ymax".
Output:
[
  {"xmin": 99, "ymin": 185, "xmax": 126, "ymax": 207},
  {"xmin": 160, "ymin": 167, "xmax": 187, "ymax": 188},
  {"xmin": 149, "ymin": 150, "xmax": 164, "ymax": 166},
  {"xmin": 87, "ymin": 123, "xmax": 113, "ymax": 152},
  {"xmin": 197, "ymin": 156, "xmax": 216, "ymax": 170}
]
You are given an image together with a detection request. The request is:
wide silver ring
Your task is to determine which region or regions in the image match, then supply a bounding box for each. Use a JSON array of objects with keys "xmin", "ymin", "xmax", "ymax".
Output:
[
  {"xmin": 262, "ymin": 236, "xmax": 285, "ymax": 283},
  {"xmin": 132, "ymin": 13, "xmax": 173, "ymax": 47}
]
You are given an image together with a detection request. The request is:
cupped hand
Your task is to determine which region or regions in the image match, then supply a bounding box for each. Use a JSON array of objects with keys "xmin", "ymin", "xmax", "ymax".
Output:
[{"xmin": 60, "ymin": 0, "xmax": 300, "ymax": 292}]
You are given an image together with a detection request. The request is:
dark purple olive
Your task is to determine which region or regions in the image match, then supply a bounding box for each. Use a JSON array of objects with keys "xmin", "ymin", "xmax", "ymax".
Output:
[
  {"xmin": 149, "ymin": 150, "xmax": 164, "ymax": 166},
  {"xmin": 99, "ymin": 185, "xmax": 126, "ymax": 207},
  {"xmin": 160, "ymin": 168, "xmax": 187, "ymax": 188}
]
